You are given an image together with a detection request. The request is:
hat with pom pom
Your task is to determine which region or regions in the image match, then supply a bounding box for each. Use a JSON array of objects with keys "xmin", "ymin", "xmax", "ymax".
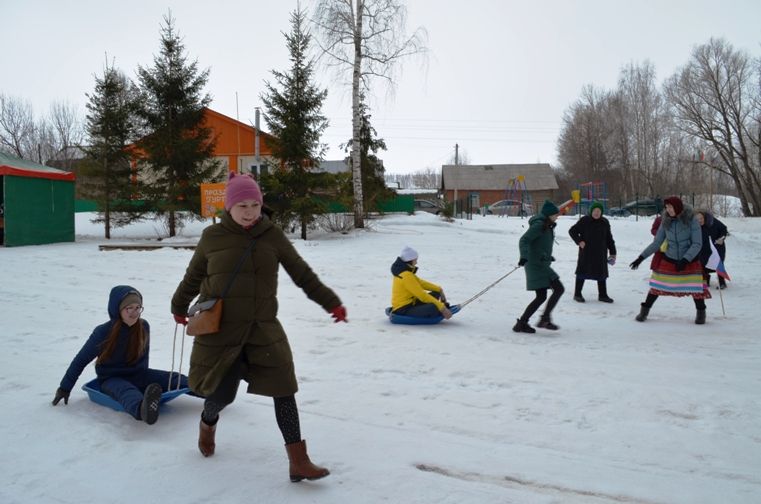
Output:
[{"xmin": 224, "ymin": 172, "xmax": 263, "ymax": 210}]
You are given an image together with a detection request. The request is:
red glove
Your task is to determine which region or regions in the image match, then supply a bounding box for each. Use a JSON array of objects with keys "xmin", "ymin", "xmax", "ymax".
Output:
[
  {"xmin": 329, "ymin": 305, "xmax": 347, "ymax": 323},
  {"xmin": 173, "ymin": 313, "xmax": 188, "ymax": 325}
]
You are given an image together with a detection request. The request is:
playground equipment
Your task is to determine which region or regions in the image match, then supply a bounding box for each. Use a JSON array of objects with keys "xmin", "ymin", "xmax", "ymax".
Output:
[
  {"xmin": 576, "ymin": 181, "xmax": 609, "ymax": 214},
  {"xmin": 503, "ymin": 176, "xmax": 533, "ymax": 217},
  {"xmin": 557, "ymin": 189, "xmax": 581, "ymax": 215}
]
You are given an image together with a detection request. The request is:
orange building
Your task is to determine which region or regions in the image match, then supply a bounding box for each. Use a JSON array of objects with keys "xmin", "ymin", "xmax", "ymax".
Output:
[
  {"xmin": 203, "ymin": 107, "xmax": 276, "ymax": 177},
  {"xmin": 126, "ymin": 107, "xmax": 277, "ymax": 186}
]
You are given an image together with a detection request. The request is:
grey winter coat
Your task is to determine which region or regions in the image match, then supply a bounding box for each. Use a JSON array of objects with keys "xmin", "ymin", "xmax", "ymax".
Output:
[{"xmin": 640, "ymin": 206, "xmax": 702, "ymax": 262}]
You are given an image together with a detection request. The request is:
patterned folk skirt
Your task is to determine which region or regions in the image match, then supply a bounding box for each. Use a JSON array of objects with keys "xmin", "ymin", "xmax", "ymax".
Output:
[{"xmin": 649, "ymin": 257, "xmax": 712, "ymax": 299}]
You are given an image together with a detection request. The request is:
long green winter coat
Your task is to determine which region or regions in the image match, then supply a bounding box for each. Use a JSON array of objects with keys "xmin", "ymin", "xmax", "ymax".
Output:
[
  {"xmin": 518, "ymin": 213, "xmax": 560, "ymax": 290},
  {"xmin": 171, "ymin": 212, "xmax": 341, "ymax": 398}
]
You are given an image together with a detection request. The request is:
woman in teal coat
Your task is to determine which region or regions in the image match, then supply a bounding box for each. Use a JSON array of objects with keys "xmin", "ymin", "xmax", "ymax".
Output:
[{"xmin": 513, "ymin": 200, "xmax": 565, "ymax": 333}]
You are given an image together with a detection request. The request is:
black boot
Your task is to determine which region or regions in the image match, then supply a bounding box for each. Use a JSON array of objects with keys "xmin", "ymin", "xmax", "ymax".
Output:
[
  {"xmin": 598, "ymin": 281, "xmax": 614, "ymax": 303},
  {"xmin": 695, "ymin": 309, "xmax": 706, "ymax": 325},
  {"xmin": 512, "ymin": 318, "xmax": 536, "ymax": 333},
  {"xmin": 718, "ymin": 277, "xmax": 727, "ymax": 290},
  {"xmin": 635, "ymin": 303, "xmax": 650, "ymax": 322},
  {"xmin": 536, "ymin": 315, "xmax": 559, "ymax": 330},
  {"xmin": 573, "ymin": 278, "xmax": 585, "ymax": 302},
  {"xmin": 140, "ymin": 383, "xmax": 162, "ymax": 425}
]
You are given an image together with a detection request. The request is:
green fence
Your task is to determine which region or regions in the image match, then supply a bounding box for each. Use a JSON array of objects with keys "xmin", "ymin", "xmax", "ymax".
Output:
[
  {"xmin": 75, "ymin": 199, "xmax": 98, "ymax": 212},
  {"xmin": 76, "ymin": 193, "xmax": 415, "ymax": 215}
]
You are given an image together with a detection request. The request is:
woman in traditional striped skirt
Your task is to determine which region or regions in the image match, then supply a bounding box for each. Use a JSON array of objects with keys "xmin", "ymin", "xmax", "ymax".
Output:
[{"xmin": 628, "ymin": 196, "xmax": 711, "ymax": 324}]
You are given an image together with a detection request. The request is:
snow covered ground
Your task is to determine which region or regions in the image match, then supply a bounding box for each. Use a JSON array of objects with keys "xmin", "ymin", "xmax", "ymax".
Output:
[{"xmin": 1, "ymin": 210, "xmax": 759, "ymax": 503}]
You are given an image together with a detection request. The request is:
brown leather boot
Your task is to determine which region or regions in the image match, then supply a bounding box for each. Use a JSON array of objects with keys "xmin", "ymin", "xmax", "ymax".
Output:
[
  {"xmin": 285, "ymin": 440, "xmax": 330, "ymax": 482},
  {"xmin": 198, "ymin": 420, "xmax": 216, "ymax": 457}
]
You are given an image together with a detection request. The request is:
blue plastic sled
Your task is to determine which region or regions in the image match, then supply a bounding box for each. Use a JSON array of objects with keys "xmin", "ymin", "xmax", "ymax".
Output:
[
  {"xmin": 385, "ymin": 304, "xmax": 461, "ymax": 325},
  {"xmin": 82, "ymin": 378, "xmax": 190, "ymax": 412}
]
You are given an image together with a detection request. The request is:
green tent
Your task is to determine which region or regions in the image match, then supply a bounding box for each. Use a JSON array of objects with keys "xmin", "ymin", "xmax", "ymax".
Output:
[{"xmin": 0, "ymin": 152, "xmax": 75, "ymax": 247}]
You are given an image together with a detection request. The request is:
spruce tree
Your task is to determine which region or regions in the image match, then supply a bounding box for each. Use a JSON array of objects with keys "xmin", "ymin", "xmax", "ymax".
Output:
[
  {"xmin": 83, "ymin": 60, "xmax": 143, "ymax": 239},
  {"xmin": 136, "ymin": 12, "xmax": 220, "ymax": 237},
  {"xmin": 260, "ymin": 5, "xmax": 332, "ymax": 240}
]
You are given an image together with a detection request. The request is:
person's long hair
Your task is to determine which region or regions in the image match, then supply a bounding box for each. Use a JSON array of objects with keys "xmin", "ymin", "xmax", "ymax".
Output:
[{"xmin": 96, "ymin": 319, "xmax": 148, "ymax": 365}]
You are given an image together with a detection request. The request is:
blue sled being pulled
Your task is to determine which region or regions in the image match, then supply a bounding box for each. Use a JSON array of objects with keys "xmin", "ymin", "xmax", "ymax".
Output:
[
  {"xmin": 385, "ymin": 304, "xmax": 461, "ymax": 325},
  {"xmin": 82, "ymin": 378, "xmax": 190, "ymax": 412}
]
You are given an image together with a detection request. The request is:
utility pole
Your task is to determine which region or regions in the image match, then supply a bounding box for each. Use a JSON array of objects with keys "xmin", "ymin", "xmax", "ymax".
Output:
[
  {"xmin": 254, "ymin": 107, "xmax": 261, "ymax": 177},
  {"xmin": 235, "ymin": 92, "xmax": 241, "ymax": 174},
  {"xmin": 454, "ymin": 143, "xmax": 459, "ymax": 165}
]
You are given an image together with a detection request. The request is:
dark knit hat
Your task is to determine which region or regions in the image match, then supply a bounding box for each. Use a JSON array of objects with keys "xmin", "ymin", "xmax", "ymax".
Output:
[
  {"xmin": 119, "ymin": 291, "xmax": 143, "ymax": 312},
  {"xmin": 663, "ymin": 196, "xmax": 683, "ymax": 215},
  {"xmin": 540, "ymin": 200, "xmax": 560, "ymax": 217},
  {"xmin": 224, "ymin": 172, "xmax": 263, "ymax": 210},
  {"xmin": 590, "ymin": 201, "xmax": 604, "ymax": 215}
]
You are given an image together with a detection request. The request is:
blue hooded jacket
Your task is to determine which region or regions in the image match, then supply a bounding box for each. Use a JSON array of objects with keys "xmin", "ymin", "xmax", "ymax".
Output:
[
  {"xmin": 59, "ymin": 285, "xmax": 150, "ymax": 391},
  {"xmin": 640, "ymin": 206, "xmax": 702, "ymax": 263}
]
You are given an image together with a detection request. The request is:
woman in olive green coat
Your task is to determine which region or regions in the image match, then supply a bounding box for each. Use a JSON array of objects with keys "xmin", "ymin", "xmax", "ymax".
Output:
[
  {"xmin": 513, "ymin": 200, "xmax": 565, "ymax": 333},
  {"xmin": 172, "ymin": 172, "xmax": 347, "ymax": 482}
]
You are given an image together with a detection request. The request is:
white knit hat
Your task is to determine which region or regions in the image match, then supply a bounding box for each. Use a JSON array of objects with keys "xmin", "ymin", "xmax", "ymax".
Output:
[{"xmin": 400, "ymin": 246, "xmax": 418, "ymax": 262}]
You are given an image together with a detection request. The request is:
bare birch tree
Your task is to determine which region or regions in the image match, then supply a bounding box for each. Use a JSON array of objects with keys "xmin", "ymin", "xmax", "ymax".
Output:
[
  {"xmin": 312, "ymin": 0, "xmax": 427, "ymax": 228},
  {"xmin": 48, "ymin": 101, "xmax": 84, "ymax": 169},
  {"xmin": 0, "ymin": 93, "xmax": 36, "ymax": 159},
  {"xmin": 617, "ymin": 61, "xmax": 668, "ymax": 198},
  {"xmin": 664, "ymin": 38, "xmax": 761, "ymax": 216},
  {"xmin": 557, "ymin": 85, "xmax": 619, "ymax": 193}
]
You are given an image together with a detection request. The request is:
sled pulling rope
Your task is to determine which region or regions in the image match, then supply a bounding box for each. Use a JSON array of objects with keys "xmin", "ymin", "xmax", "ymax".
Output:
[
  {"xmin": 168, "ymin": 323, "xmax": 187, "ymax": 391},
  {"xmin": 457, "ymin": 266, "xmax": 520, "ymax": 309}
]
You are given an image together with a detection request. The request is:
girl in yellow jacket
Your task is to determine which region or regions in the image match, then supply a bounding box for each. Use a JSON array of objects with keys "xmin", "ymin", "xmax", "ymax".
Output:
[{"xmin": 390, "ymin": 246, "xmax": 452, "ymax": 319}]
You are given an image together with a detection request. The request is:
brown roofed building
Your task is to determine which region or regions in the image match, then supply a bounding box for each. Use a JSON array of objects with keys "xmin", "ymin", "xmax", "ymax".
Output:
[{"xmin": 441, "ymin": 163, "xmax": 558, "ymax": 213}]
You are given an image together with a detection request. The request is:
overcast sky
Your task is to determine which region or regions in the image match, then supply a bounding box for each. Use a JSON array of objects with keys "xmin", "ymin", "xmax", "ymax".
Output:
[{"xmin": 2, "ymin": 0, "xmax": 760, "ymax": 173}]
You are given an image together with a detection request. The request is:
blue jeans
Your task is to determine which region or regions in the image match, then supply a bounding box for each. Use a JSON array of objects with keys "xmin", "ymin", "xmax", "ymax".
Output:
[{"xmin": 100, "ymin": 369, "xmax": 188, "ymax": 419}]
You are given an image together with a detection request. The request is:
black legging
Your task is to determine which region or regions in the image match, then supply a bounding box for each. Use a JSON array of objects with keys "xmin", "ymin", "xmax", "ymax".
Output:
[
  {"xmin": 202, "ymin": 395, "xmax": 301, "ymax": 444},
  {"xmin": 642, "ymin": 293, "xmax": 706, "ymax": 310},
  {"xmin": 199, "ymin": 353, "xmax": 302, "ymax": 444},
  {"xmin": 519, "ymin": 278, "xmax": 565, "ymax": 322}
]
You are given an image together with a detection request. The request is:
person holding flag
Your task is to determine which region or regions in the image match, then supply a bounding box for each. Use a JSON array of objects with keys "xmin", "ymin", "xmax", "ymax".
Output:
[
  {"xmin": 629, "ymin": 196, "xmax": 711, "ymax": 325},
  {"xmin": 695, "ymin": 209, "xmax": 730, "ymax": 289}
]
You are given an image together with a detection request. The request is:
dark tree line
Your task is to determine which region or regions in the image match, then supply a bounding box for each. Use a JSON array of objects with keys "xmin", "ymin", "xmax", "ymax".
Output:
[{"xmin": 558, "ymin": 38, "xmax": 760, "ymax": 216}]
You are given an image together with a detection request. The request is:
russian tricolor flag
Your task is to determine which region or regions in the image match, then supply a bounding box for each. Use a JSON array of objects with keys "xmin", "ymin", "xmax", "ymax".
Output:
[{"xmin": 706, "ymin": 240, "xmax": 731, "ymax": 281}]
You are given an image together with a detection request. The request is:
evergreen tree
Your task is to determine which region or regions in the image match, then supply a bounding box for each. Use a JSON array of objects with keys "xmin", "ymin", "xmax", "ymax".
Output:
[
  {"xmin": 83, "ymin": 59, "xmax": 144, "ymax": 239},
  {"xmin": 341, "ymin": 95, "xmax": 394, "ymax": 213},
  {"xmin": 136, "ymin": 12, "xmax": 220, "ymax": 237},
  {"xmin": 260, "ymin": 5, "xmax": 332, "ymax": 240}
]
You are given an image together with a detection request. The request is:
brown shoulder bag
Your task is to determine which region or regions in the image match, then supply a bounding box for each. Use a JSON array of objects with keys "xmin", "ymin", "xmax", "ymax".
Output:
[{"xmin": 186, "ymin": 239, "xmax": 256, "ymax": 336}]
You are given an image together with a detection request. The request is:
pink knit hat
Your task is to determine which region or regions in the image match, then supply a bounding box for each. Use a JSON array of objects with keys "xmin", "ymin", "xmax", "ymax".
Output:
[{"xmin": 224, "ymin": 172, "xmax": 263, "ymax": 210}]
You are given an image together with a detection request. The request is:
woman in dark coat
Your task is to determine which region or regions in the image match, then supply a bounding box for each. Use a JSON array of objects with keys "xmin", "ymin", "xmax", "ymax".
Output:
[
  {"xmin": 629, "ymin": 196, "xmax": 711, "ymax": 324},
  {"xmin": 568, "ymin": 201, "xmax": 617, "ymax": 303},
  {"xmin": 513, "ymin": 200, "xmax": 565, "ymax": 333},
  {"xmin": 695, "ymin": 209, "xmax": 729, "ymax": 289},
  {"xmin": 172, "ymin": 172, "xmax": 347, "ymax": 482},
  {"xmin": 53, "ymin": 285, "xmax": 188, "ymax": 425}
]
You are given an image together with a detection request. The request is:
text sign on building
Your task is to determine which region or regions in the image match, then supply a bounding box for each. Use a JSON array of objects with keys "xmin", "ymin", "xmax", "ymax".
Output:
[{"xmin": 200, "ymin": 183, "xmax": 226, "ymax": 218}]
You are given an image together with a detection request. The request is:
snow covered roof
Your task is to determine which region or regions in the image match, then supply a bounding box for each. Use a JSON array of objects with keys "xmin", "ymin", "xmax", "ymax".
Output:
[{"xmin": 442, "ymin": 163, "xmax": 557, "ymax": 191}]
